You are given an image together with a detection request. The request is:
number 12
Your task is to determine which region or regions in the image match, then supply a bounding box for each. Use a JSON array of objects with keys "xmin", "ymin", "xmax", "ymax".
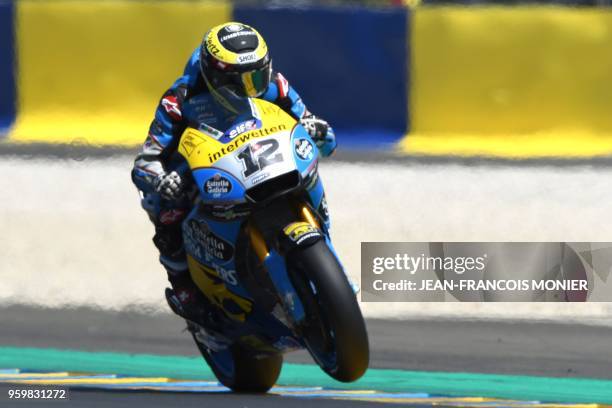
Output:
[{"xmin": 237, "ymin": 139, "xmax": 283, "ymax": 178}]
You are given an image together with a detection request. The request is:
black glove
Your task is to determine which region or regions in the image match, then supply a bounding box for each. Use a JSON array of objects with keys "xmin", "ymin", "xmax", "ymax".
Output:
[
  {"xmin": 154, "ymin": 171, "xmax": 184, "ymax": 201},
  {"xmin": 300, "ymin": 114, "xmax": 330, "ymax": 146}
]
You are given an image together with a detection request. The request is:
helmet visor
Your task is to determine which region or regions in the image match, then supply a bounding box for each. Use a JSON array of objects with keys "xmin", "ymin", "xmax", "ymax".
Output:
[{"xmin": 239, "ymin": 63, "xmax": 271, "ymax": 97}]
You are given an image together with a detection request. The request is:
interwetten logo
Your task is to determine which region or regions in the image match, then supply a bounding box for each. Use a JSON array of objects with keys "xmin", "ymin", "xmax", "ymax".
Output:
[{"xmin": 206, "ymin": 124, "xmax": 288, "ymax": 164}]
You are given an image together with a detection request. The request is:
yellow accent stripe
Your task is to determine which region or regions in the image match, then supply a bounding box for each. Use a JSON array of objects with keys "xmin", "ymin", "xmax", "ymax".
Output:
[
  {"xmin": 187, "ymin": 255, "xmax": 253, "ymax": 322},
  {"xmin": 398, "ymin": 132, "xmax": 612, "ymax": 159},
  {"xmin": 4, "ymin": 377, "xmax": 169, "ymax": 385},
  {"xmin": 0, "ymin": 372, "xmax": 69, "ymax": 378},
  {"xmin": 9, "ymin": 0, "xmax": 231, "ymax": 146},
  {"xmin": 242, "ymin": 71, "xmax": 258, "ymax": 97}
]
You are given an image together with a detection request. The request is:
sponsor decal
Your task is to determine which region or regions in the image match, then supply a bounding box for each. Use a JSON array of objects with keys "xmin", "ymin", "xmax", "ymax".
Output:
[
  {"xmin": 228, "ymin": 120, "xmax": 257, "ymax": 138},
  {"xmin": 295, "ymin": 138, "xmax": 314, "ymax": 161},
  {"xmin": 180, "ymin": 130, "xmax": 207, "ymax": 157},
  {"xmin": 236, "ymin": 52, "xmax": 259, "ymax": 64},
  {"xmin": 206, "ymin": 36, "xmax": 221, "ymax": 56},
  {"xmin": 261, "ymin": 103, "xmax": 281, "ymax": 116},
  {"xmin": 304, "ymin": 168, "xmax": 319, "ymax": 191},
  {"xmin": 209, "ymin": 263, "xmax": 238, "ymax": 286},
  {"xmin": 211, "ymin": 207, "xmax": 250, "ymax": 220},
  {"xmin": 161, "ymin": 95, "xmax": 182, "ymax": 121},
  {"xmin": 220, "ymin": 31, "xmax": 257, "ymax": 42},
  {"xmin": 206, "ymin": 124, "xmax": 288, "ymax": 164},
  {"xmin": 283, "ymin": 222, "xmax": 321, "ymax": 245},
  {"xmin": 225, "ymin": 24, "xmax": 243, "ymax": 33},
  {"xmin": 196, "ymin": 122, "xmax": 223, "ymax": 139},
  {"xmin": 251, "ymin": 172, "xmax": 270, "ymax": 185},
  {"xmin": 319, "ymin": 196, "xmax": 329, "ymax": 218},
  {"xmin": 159, "ymin": 209, "xmax": 186, "ymax": 225},
  {"xmin": 238, "ymin": 139, "xmax": 283, "ymax": 178},
  {"xmin": 188, "ymin": 257, "xmax": 252, "ymax": 322},
  {"xmin": 176, "ymin": 289, "xmax": 194, "ymax": 303},
  {"xmin": 185, "ymin": 219, "xmax": 235, "ymax": 262},
  {"xmin": 319, "ymin": 196, "xmax": 329, "ymax": 220},
  {"xmin": 205, "ymin": 173, "xmax": 232, "ymax": 197}
]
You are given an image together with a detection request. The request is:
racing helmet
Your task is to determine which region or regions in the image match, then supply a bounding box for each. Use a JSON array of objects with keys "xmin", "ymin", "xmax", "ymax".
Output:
[{"xmin": 200, "ymin": 22, "xmax": 272, "ymax": 103}]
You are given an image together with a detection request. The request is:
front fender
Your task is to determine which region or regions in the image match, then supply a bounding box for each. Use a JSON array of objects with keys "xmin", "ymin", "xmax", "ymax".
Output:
[{"xmin": 279, "ymin": 221, "xmax": 323, "ymax": 253}]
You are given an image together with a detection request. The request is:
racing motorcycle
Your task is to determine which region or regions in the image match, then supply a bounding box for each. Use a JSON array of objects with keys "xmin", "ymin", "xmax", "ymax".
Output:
[{"xmin": 172, "ymin": 96, "xmax": 369, "ymax": 392}]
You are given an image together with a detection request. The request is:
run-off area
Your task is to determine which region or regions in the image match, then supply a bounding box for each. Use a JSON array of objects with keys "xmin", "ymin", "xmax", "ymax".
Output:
[{"xmin": 1, "ymin": 156, "xmax": 611, "ymax": 322}]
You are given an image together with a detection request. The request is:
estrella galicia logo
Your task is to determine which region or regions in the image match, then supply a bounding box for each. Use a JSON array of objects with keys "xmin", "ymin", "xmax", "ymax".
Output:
[
  {"xmin": 205, "ymin": 173, "xmax": 232, "ymax": 197},
  {"xmin": 295, "ymin": 138, "xmax": 314, "ymax": 161},
  {"xmin": 186, "ymin": 219, "xmax": 235, "ymax": 262}
]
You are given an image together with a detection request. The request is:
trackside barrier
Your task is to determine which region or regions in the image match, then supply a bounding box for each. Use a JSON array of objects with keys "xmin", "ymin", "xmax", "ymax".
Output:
[
  {"xmin": 4, "ymin": 2, "xmax": 612, "ymax": 157},
  {"xmin": 8, "ymin": 0, "xmax": 231, "ymax": 145},
  {"xmin": 233, "ymin": 5, "xmax": 410, "ymax": 139},
  {"xmin": 6, "ymin": 1, "xmax": 409, "ymax": 147},
  {"xmin": 0, "ymin": 0, "xmax": 15, "ymax": 133},
  {"xmin": 401, "ymin": 6, "xmax": 612, "ymax": 158}
]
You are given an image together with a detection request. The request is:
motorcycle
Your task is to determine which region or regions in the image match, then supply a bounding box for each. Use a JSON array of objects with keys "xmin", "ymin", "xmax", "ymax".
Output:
[{"xmin": 173, "ymin": 96, "xmax": 369, "ymax": 392}]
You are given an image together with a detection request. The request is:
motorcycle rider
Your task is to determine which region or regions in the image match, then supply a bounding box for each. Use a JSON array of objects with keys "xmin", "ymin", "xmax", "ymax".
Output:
[{"xmin": 132, "ymin": 22, "xmax": 337, "ymax": 323}]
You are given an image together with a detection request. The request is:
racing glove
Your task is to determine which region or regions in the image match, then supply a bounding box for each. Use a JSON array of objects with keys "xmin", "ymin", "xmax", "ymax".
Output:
[
  {"xmin": 153, "ymin": 171, "xmax": 184, "ymax": 201},
  {"xmin": 300, "ymin": 114, "xmax": 336, "ymax": 157},
  {"xmin": 301, "ymin": 114, "xmax": 329, "ymax": 141}
]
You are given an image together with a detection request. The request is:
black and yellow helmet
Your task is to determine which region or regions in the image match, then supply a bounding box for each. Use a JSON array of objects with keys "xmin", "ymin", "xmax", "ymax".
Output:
[{"xmin": 200, "ymin": 22, "xmax": 271, "ymax": 100}]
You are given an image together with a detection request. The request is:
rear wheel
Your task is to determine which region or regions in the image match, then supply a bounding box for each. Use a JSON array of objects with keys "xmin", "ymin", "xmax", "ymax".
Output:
[
  {"xmin": 192, "ymin": 335, "xmax": 283, "ymax": 393},
  {"xmin": 288, "ymin": 240, "xmax": 369, "ymax": 382}
]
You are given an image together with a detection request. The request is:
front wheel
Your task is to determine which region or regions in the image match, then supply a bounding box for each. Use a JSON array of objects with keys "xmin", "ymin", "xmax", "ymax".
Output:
[
  {"xmin": 288, "ymin": 240, "xmax": 369, "ymax": 382},
  {"xmin": 192, "ymin": 334, "xmax": 283, "ymax": 393}
]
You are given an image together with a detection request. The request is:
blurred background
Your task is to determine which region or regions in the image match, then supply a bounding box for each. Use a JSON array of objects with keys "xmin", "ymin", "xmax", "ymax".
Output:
[{"xmin": 1, "ymin": 0, "xmax": 612, "ymax": 322}]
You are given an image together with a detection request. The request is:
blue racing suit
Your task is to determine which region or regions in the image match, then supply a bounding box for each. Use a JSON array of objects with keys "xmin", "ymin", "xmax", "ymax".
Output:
[{"xmin": 131, "ymin": 47, "xmax": 336, "ymax": 306}]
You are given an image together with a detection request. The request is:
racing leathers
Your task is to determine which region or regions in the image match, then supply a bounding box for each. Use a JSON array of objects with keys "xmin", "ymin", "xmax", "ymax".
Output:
[{"xmin": 131, "ymin": 47, "xmax": 337, "ymax": 320}]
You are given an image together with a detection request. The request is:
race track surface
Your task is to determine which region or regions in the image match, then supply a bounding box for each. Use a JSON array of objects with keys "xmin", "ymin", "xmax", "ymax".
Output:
[
  {"xmin": 3, "ymin": 306, "xmax": 612, "ymax": 407},
  {"xmin": 0, "ymin": 383, "xmax": 403, "ymax": 408},
  {"xmin": 1, "ymin": 305, "xmax": 611, "ymax": 379}
]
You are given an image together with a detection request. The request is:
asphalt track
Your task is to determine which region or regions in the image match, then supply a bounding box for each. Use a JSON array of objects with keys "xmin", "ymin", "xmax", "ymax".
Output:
[
  {"xmin": 0, "ymin": 383, "xmax": 393, "ymax": 408},
  {"xmin": 2, "ymin": 305, "xmax": 612, "ymax": 378},
  {"xmin": 1, "ymin": 306, "xmax": 612, "ymax": 407}
]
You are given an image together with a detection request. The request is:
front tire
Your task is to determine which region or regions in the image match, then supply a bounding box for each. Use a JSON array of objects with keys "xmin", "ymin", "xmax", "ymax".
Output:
[
  {"xmin": 192, "ymin": 335, "xmax": 283, "ymax": 393},
  {"xmin": 288, "ymin": 240, "xmax": 369, "ymax": 382}
]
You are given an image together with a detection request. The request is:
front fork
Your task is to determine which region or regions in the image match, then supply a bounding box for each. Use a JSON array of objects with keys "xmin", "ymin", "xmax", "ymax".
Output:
[{"xmin": 247, "ymin": 203, "xmax": 324, "ymax": 327}]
